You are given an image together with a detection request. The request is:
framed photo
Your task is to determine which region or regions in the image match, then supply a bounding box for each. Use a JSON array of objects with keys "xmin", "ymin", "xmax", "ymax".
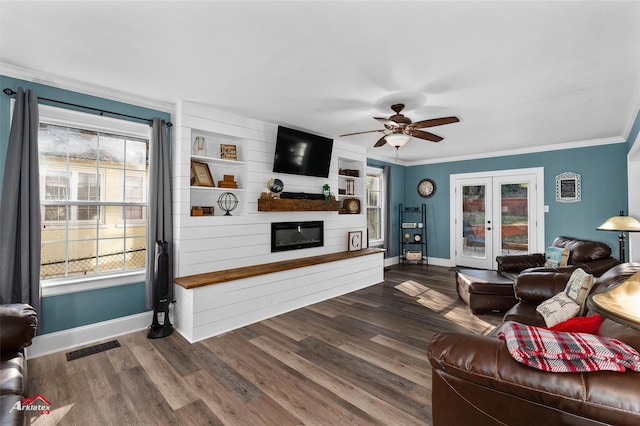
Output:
[
  {"xmin": 191, "ymin": 161, "xmax": 215, "ymax": 187},
  {"xmin": 556, "ymin": 172, "xmax": 581, "ymax": 203},
  {"xmin": 348, "ymin": 231, "xmax": 363, "ymax": 252},
  {"xmin": 220, "ymin": 144, "xmax": 238, "ymax": 160}
]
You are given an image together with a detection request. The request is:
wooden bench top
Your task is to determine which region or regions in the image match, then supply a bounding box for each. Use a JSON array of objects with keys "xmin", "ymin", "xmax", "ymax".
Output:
[{"xmin": 174, "ymin": 248, "xmax": 385, "ymax": 289}]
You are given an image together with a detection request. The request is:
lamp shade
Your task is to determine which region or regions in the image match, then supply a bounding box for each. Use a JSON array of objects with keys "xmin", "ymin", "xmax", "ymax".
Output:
[
  {"xmin": 588, "ymin": 272, "xmax": 640, "ymax": 330},
  {"xmin": 597, "ymin": 213, "xmax": 640, "ymax": 232},
  {"xmin": 385, "ymin": 133, "xmax": 411, "ymax": 148}
]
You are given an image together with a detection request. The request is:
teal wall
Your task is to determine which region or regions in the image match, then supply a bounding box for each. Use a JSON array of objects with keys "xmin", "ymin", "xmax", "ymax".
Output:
[
  {"xmin": 404, "ymin": 143, "xmax": 629, "ymax": 260},
  {"xmin": 0, "ymin": 75, "xmax": 171, "ymax": 334}
]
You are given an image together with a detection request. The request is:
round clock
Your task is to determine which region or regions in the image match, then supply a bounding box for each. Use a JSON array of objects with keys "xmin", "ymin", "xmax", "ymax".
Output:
[
  {"xmin": 417, "ymin": 178, "xmax": 436, "ymax": 198},
  {"xmin": 414, "ymin": 234, "xmax": 421, "ymax": 242}
]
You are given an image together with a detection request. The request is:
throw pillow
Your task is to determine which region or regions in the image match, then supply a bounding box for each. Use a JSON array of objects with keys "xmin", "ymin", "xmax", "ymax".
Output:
[
  {"xmin": 536, "ymin": 292, "xmax": 580, "ymax": 327},
  {"xmin": 544, "ymin": 246, "xmax": 570, "ymax": 268},
  {"xmin": 549, "ymin": 314, "xmax": 604, "ymax": 334},
  {"xmin": 564, "ymin": 268, "xmax": 595, "ymax": 315}
]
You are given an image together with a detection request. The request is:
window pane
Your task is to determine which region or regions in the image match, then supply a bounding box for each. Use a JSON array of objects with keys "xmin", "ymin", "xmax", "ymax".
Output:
[
  {"xmin": 126, "ymin": 138, "xmax": 148, "ymax": 169},
  {"xmin": 99, "ymin": 133, "xmax": 125, "ymax": 165},
  {"xmin": 125, "ymin": 237, "xmax": 147, "ymax": 270},
  {"xmin": 41, "ymin": 241, "xmax": 67, "ymax": 279},
  {"xmin": 67, "ymin": 240, "xmax": 98, "ymax": 277},
  {"xmin": 98, "ymin": 239, "xmax": 126, "ymax": 274},
  {"xmin": 367, "ymin": 208, "xmax": 381, "ymax": 240},
  {"xmin": 38, "ymin": 116, "xmax": 149, "ymax": 281},
  {"xmin": 44, "ymin": 170, "xmax": 69, "ymax": 200},
  {"xmin": 44, "ymin": 205, "xmax": 67, "ymax": 222},
  {"xmin": 366, "ymin": 170, "xmax": 383, "ymax": 243}
]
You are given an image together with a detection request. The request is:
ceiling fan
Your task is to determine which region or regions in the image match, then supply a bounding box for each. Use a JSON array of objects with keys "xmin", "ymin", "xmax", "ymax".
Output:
[{"xmin": 340, "ymin": 103, "xmax": 459, "ymax": 148}]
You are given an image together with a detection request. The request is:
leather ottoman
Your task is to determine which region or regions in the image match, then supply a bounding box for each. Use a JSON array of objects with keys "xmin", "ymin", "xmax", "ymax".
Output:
[{"xmin": 456, "ymin": 269, "xmax": 517, "ymax": 314}]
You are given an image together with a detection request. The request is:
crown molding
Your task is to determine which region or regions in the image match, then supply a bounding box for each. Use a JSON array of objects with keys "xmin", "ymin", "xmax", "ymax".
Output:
[
  {"xmin": 403, "ymin": 136, "xmax": 626, "ymax": 167},
  {"xmin": 0, "ymin": 62, "xmax": 174, "ymax": 114},
  {"xmin": 622, "ymin": 73, "xmax": 640, "ymax": 142},
  {"xmin": 365, "ymin": 151, "xmax": 409, "ymax": 167}
]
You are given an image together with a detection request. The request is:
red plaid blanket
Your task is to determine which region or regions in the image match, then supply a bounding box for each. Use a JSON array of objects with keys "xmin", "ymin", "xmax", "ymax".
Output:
[{"xmin": 497, "ymin": 321, "xmax": 640, "ymax": 373}]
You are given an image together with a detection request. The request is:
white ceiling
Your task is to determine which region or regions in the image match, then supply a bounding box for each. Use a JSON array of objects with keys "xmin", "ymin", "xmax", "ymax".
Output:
[{"xmin": 1, "ymin": 1, "xmax": 639, "ymax": 164}]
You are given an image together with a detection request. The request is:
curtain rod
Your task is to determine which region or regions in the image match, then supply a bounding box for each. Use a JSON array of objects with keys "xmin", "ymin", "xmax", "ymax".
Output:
[{"xmin": 3, "ymin": 88, "xmax": 172, "ymax": 127}]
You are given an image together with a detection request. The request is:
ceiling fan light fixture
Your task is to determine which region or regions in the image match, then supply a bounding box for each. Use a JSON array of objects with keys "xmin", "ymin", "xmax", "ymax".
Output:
[{"xmin": 385, "ymin": 133, "xmax": 411, "ymax": 148}]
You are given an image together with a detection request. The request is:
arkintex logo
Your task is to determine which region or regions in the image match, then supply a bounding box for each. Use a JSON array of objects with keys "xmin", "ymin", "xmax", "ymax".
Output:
[{"xmin": 10, "ymin": 394, "xmax": 51, "ymax": 415}]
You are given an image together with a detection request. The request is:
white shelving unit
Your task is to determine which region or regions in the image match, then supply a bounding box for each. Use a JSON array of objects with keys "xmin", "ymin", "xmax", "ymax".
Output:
[
  {"xmin": 189, "ymin": 130, "xmax": 248, "ymax": 217},
  {"xmin": 337, "ymin": 157, "xmax": 365, "ymax": 214}
]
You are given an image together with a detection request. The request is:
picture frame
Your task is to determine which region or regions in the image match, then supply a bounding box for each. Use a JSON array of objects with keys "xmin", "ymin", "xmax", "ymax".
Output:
[
  {"xmin": 220, "ymin": 144, "xmax": 238, "ymax": 160},
  {"xmin": 348, "ymin": 230, "xmax": 363, "ymax": 252},
  {"xmin": 555, "ymin": 172, "xmax": 581, "ymax": 203},
  {"xmin": 191, "ymin": 161, "xmax": 215, "ymax": 187}
]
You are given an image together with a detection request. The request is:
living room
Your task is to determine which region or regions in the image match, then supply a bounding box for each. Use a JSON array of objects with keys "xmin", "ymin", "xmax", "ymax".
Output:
[{"xmin": 1, "ymin": 1, "xmax": 640, "ymax": 424}]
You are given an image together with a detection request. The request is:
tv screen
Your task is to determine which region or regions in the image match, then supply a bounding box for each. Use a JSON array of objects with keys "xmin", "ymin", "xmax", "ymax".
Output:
[{"xmin": 273, "ymin": 126, "xmax": 333, "ymax": 178}]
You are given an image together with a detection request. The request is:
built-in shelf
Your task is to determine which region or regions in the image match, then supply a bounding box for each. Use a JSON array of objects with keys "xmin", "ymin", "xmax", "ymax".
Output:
[{"xmin": 257, "ymin": 197, "xmax": 341, "ymax": 212}]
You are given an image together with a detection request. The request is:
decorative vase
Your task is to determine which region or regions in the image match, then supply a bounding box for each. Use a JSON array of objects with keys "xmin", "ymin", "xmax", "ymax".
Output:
[{"xmin": 192, "ymin": 136, "xmax": 207, "ymax": 156}]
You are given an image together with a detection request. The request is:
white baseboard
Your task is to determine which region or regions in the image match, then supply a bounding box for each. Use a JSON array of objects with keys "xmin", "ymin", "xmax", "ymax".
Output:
[
  {"xmin": 26, "ymin": 311, "xmax": 154, "ymax": 359},
  {"xmin": 384, "ymin": 256, "xmax": 454, "ymax": 268}
]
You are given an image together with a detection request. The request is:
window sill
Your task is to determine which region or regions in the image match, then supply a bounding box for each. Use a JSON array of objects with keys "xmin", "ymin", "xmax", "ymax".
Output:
[{"xmin": 41, "ymin": 270, "xmax": 146, "ymax": 297}]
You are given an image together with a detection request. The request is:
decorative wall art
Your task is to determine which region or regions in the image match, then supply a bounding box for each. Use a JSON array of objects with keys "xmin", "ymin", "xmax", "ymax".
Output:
[
  {"xmin": 556, "ymin": 172, "xmax": 581, "ymax": 203},
  {"xmin": 220, "ymin": 144, "xmax": 238, "ymax": 160},
  {"xmin": 191, "ymin": 161, "xmax": 215, "ymax": 187}
]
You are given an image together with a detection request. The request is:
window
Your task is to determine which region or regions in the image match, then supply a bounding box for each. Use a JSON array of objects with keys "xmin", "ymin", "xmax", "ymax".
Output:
[
  {"xmin": 366, "ymin": 167, "xmax": 385, "ymax": 246},
  {"xmin": 38, "ymin": 106, "xmax": 150, "ymax": 285}
]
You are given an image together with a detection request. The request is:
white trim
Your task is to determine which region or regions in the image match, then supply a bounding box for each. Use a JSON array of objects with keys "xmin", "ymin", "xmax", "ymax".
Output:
[
  {"xmin": 0, "ymin": 62, "xmax": 174, "ymax": 115},
  {"xmin": 39, "ymin": 103, "xmax": 150, "ymax": 138},
  {"xmin": 406, "ymin": 137, "xmax": 624, "ymax": 166},
  {"xmin": 42, "ymin": 271, "xmax": 145, "ymax": 297},
  {"xmin": 622, "ymin": 74, "xmax": 640, "ymax": 142},
  {"xmin": 26, "ymin": 311, "xmax": 153, "ymax": 359},
  {"xmin": 449, "ymin": 167, "xmax": 545, "ymax": 269}
]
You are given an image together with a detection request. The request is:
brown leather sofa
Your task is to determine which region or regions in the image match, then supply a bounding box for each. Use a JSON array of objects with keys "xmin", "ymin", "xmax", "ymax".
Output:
[
  {"xmin": 1, "ymin": 304, "xmax": 38, "ymax": 426},
  {"xmin": 427, "ymin": 263, "xmax": 640, "ymax": 425},
  {"xmin": 496, "ymin": 235, "xmax": 620, "ymax": 281}
]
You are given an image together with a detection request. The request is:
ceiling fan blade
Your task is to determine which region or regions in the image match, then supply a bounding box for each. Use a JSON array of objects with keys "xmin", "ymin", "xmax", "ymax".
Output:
[
  {"xmin": 373, "ymin": 136, "xmax": 388, "ymax": 147},
  {"xmin": 374, "ymin": 117, "xmax": 399, "ymax": 127},
  {"xmin": 408, "ymin": 129, "xmax": 443, "ymax": 142},
  {"xmin": 340, "ymin": 129, "xmax": 384, "ymax": 137},
  {"xmin": 409, "ymin": 116, "xmax": 460, "ymax": 129}
]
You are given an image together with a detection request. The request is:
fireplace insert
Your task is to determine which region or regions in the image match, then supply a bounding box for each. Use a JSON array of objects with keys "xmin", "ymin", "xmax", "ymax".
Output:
[{"xmin": 271, "ymin": 221, "xmax": 324, "ymax": 252}]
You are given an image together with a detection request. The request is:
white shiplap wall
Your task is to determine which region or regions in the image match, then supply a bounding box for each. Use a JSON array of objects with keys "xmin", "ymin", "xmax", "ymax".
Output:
[
  {"xmin": 173, "ymin": 101, "xmax": 368, "ymax": 277},
  {"xmin": 171, "ymin": 101, "xmax": 380, "ymax": 341}
]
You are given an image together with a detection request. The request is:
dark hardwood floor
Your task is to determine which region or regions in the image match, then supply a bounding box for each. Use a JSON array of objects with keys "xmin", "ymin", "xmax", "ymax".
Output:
[{"xmin": 27, "ymin": 264, "xmax": 503, "ymax": 425}]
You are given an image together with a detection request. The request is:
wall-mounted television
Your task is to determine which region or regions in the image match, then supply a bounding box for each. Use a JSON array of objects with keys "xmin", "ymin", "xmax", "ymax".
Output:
[{"xmin": 272, "ymin": 126, "xmax": 333, "ymax": 178}]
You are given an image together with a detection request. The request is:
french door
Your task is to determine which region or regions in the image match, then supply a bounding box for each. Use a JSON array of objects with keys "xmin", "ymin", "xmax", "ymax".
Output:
[{"xmin": 451, "ymin": 168, "xmax": 544, "ymax": 270}]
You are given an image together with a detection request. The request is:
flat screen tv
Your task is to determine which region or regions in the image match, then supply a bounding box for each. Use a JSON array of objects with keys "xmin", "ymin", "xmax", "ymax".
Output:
[{"xmin": 273, "ymin": 126, "xmax": 333, "ymax": 178}]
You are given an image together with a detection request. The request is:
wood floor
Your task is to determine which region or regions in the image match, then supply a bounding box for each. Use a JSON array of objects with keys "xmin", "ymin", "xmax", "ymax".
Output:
[{"xmin": 27, "ymin": 264, "xmax": 503, "ymax": 425}]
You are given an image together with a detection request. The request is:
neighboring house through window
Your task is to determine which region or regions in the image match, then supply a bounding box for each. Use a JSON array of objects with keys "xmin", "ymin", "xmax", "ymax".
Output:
[
  {"xmin": 366, "ymin": 167, "xmax": 385, "ymax": 247},
  {"xmin": 38, "ymin": 105, "xmax": 150, "ymax": 293}
]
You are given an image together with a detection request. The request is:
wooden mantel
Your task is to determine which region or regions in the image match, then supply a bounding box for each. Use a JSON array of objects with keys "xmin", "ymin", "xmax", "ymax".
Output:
[
  {"xmin": 174, "ymin": 248, "xmax": 384, "ymax": 289},
  {"xmin": 257, "ymin": 196, "xmax": 341, "ymax": 212}
]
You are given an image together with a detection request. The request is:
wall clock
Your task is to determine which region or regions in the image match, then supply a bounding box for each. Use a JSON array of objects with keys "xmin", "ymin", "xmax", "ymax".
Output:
[
  {"xmin": 417, "ymin": 178, "xmax": 436, "ymax": 198},
  {"xmin": 348, "ymin": 231, "xmax": 362, "ymax": 251}
]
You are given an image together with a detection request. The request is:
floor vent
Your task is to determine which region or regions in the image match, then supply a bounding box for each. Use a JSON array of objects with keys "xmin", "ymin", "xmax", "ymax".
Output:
[{"xmin": 65, "ymin": 339, "xmax": 121, "ymax": 361}]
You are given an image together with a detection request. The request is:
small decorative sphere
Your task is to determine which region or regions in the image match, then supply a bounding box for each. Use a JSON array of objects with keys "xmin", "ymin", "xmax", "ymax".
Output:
[
  {"xmin": 267, "ymin": 178, "xmax": 284, "ymax": 194},
  {"xmin": 217, "ymin": 192, "xmax": 239, "ymax": 216}
]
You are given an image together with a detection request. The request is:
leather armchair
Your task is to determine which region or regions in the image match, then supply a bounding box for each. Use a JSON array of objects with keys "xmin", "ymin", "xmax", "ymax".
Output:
[
  {"xmin": 1, "ymin": 304, "xmax": 38, "ymax": 426},
  {"xmin": 497, "ymin": 236, "xmax": 619, "ymax": 280},
  {"xmin": 427, "ymin": 263, "xmax": 640, "ymax": 425}
]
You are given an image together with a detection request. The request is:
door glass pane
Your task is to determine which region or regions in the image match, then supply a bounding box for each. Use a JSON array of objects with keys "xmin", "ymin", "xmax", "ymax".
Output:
[
  {"xmin": 462, "ymin": 185, "xmax": 486, "ymax": 257},
  {"xmin": 501, "ymin": 183, "xmax": 529, "ymax": 255}
]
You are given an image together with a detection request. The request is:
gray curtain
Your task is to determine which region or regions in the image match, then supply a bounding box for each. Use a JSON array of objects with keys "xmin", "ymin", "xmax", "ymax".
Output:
[
  {"xmin": 383, "ymin": 165, "xmax": 391, "ymax": 258},
  {"xmin": 0, "ymin": 88, "xmax": 41, "ymax": 315},
  {"xmin": 145, "ymin": 118, "xmax": 173, "ymax": 310}
]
